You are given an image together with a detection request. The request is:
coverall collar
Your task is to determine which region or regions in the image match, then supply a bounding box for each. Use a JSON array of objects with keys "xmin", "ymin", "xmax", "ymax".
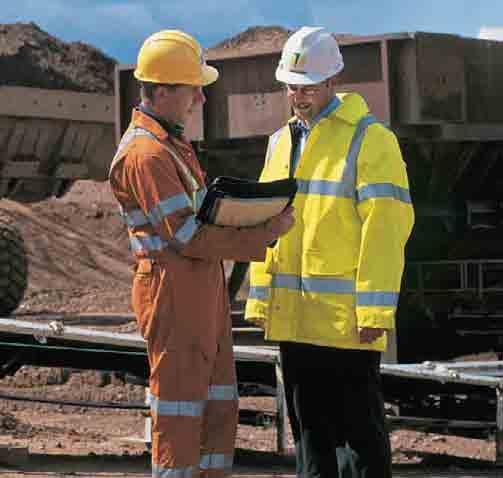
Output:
[{"xmin": 138, "ymin": 103, "xmax": 185, "ymax": 139}]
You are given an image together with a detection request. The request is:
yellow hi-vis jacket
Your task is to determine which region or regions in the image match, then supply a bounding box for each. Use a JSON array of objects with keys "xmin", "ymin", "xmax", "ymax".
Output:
[{"xmin": 245, "ymin": 93, "xmax": 415, "ymax": 352}]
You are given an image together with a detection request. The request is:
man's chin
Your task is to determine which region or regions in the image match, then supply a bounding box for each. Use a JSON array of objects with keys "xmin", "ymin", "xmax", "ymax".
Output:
[{"xmin": 294, "ymin": 109, "xmax": 313, "ymax": 121}]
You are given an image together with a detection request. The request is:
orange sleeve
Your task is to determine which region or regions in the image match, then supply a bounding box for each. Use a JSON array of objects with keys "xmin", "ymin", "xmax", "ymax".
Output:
[{"xmin": 124, "ymin": 149, "xmax": 270, "ymax": 261}]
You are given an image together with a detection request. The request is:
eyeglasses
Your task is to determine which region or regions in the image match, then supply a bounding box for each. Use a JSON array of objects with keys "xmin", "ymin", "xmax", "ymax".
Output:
[{"xmin": 285, "ymin": 81, "xmax": 328, "ymax": 96}]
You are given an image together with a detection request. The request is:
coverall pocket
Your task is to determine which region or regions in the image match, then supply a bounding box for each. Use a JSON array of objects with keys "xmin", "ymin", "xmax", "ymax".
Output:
[{"xmin": 132, "ymin": 269, "xmax": 155, "ymax": 340}]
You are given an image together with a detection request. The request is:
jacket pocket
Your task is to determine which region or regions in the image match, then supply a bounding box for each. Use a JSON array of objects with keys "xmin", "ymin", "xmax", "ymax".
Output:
[
  {"xmin": 296, "ymin": 271, "xmax": 357, "ymax": 340},
  {"xmin": 302, "ymin": 200, "xmax": 361, "ymax": 275}
]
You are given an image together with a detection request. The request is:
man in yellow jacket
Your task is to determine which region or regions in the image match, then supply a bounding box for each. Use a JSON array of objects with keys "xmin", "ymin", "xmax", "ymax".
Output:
[{"xmin": 245, "ymin": 27, "xmax": 414, "ymax": 477}]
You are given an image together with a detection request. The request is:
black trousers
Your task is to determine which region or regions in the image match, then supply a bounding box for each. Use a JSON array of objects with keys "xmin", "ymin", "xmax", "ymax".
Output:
[{"xmin": 279, "ymin": 342, "xmax": 392, "ymax": 478}]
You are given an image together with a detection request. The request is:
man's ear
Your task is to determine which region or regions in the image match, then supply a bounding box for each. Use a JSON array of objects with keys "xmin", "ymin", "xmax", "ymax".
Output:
[{"xmin": 327, "ymin": 75, "xmax": 337, "ymax": 88}]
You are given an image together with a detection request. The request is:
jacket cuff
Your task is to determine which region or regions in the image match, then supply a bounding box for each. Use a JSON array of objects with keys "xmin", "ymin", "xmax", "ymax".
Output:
[{"xmin": 356, "ymin": 307, "xmax": 396, "ymax": 330}]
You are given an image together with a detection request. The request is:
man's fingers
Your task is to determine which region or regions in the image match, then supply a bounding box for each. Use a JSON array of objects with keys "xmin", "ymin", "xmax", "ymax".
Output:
[{"xmin": 358, "ymin": 327, "xmax": 386, "ymax": 343}]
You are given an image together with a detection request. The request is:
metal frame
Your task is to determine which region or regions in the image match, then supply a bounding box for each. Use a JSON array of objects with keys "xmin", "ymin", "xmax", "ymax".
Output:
[{"xmin": 381, "ymin": 361, "xmax": 503, "ymax": 465}]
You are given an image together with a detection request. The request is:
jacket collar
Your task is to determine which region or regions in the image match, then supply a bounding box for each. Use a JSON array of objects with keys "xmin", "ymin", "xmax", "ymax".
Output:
[
  {"xmin": 131, "ymin": 108, "xmax": 170, "ymax": 142},
  {"xmin": 287, "ymin": 92, "xmax": 370, "ymax": 128},
  {"xmin": 332, "ymin": 92, "xmax": 370, "ymax": 125}
]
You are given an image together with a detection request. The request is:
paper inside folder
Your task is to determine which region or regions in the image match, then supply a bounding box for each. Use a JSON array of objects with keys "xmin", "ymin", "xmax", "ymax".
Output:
[{"xmin": 212, "ymin": 196, "xmax": 291, "ymax": 227}]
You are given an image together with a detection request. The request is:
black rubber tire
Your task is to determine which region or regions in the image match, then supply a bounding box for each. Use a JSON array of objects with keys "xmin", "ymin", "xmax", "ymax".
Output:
[{"xmin": 0, "ymin": 217, "xmax": 28, "ymax": 316}]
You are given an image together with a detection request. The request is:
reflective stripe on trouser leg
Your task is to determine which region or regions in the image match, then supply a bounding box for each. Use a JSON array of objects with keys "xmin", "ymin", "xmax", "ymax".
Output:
[
  {"xmin": 200, "ymin": 325, "xmax": 238, "ymax": 478},
  {"xmin": 149, "ymin": 345, "xmax": 211, "ymax": 478}
]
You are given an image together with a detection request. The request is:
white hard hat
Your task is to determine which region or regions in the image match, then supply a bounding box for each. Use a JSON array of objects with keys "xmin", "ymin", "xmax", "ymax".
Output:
[{"xmin": 275, "ymin": 26, "xmax": 344, "ymax": 85}]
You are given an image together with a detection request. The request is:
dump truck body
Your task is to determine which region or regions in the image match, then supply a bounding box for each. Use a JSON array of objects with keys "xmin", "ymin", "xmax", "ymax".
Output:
[
  {"xmin": 0, "ymin": 86, "xmax": 115, "ymax": 313},
  {"xmin": 0, "ymin": 86, "xmax": 115, "ymax": 202}
]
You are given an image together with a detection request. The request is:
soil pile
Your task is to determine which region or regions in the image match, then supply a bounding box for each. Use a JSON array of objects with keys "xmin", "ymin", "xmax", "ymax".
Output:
[
  {"xmin": 208, "ymin": 25, "xmax": 292, "ymax": 56},
  {"xmin": 0, "ymin": 22, "xmax": 116, "ymax": 93}
]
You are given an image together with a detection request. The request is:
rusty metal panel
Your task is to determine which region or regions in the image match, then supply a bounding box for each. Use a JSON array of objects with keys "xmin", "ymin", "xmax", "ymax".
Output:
[
  {"xmin": 114, "ymin": 65, "xmax": 203, "ymax": 143},
  {"xmin": 463, "ymin": 37, "xmax": 503, "ymax": 123},
  {"xmin": 205, "ymin": 53, "xmax": 284, "ymax": 140},
  {"xmin": 227, "ymin": 91, "xmax": 290, "ymax": 138},
  {"xmin": 388, "ymin": 38, "xmax": 421, "ymax": 124},
  {"xmin": 389, "ymin": 33, "xmax": 503, "ymax": 125},
  {"xmin": 337, "ymin": 40, "xmax": 390, "ymax": 123},
  {"xmin": 0, "ymin": 86, "xmax": 114, "ymax": 123},
  {"xmin": 338, "ymin": 41, "xmax": 383, "ymax": 84},
  {"xmin": 337, "ymin": 82, "xmax": 390, "ymax": 123},
  {"xmin": 415, "ymin": 33, "xmax": 466, "ymax": 122}
]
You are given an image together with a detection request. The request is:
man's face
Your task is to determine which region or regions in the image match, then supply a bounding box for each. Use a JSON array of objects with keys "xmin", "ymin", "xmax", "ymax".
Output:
[
  {"xmin": 285, "ymin": 79, "xmax": 333, "ymax": 124},
  {"xmin": 158, "ymin": 84, "xmax": 205, "ymax": 125}
]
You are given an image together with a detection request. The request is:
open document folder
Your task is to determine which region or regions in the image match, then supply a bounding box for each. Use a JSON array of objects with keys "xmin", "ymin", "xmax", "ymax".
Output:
[{"xmin": 197, "ymin": 176, "xmax": 297, "ymax": 227}]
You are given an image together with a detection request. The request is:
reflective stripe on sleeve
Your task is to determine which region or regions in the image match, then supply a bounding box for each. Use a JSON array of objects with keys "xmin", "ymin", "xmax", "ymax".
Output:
[
  {"xmin": 120, "ymin": 207, "xmax": 149, "ymax": 227},
  {"xmin": 356, "ymin": 291, "xmax": 399, "ymax": 307},
  {"xmin": 356, "ymin": 183, "xmax": 412, "ymax": 204},
  {"xmin": 130, "ymin": 235, "xmax": 166, "ymax": 252},
  {"xmin": 174, "ymin": 216, "xmax": 199, "ymax": 244},
  {"xmin": 148, "ymin": 193, "xmax": 194, "ymax": 226},
  {"xmin": 296, "ymin": 179, "xmax": 353, "ymax": 198},
  {"xmin": 248, "ymin": 286, "xmax": 270, "ymax": 300}
]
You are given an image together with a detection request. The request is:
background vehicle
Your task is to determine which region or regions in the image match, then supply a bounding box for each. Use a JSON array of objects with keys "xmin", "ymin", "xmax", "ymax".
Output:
[{"xmin": 0, "ymin": 86, "xmax": 115, "ymax": 316}]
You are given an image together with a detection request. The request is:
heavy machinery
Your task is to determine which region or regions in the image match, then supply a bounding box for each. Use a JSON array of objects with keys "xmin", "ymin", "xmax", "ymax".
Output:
[{"xmin": 0, "ymin": 86, "xmax": 115, "ymax": 315}]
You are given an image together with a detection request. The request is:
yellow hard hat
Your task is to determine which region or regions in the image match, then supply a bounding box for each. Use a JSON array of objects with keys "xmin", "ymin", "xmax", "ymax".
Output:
[{"xmin": 134, "ymin": 30, "xmax": 218, "ymax": 86}]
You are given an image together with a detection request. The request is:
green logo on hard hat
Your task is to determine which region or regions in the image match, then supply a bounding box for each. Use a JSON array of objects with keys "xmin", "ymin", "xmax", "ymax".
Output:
[{"xmin": 286, "ymin": 51, "xmax": 306, "ymax": 72}]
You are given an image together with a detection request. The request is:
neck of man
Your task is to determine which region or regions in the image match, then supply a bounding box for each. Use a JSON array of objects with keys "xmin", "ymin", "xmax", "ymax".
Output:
[{"xmin": 140, "ymin": 101, "xmax": 185, "ymax": 138}]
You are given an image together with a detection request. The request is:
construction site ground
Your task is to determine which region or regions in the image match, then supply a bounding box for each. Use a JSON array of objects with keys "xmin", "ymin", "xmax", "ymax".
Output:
[{"xmin": 0, "ymin": 180, "xmax": 500, "ymax": 477}]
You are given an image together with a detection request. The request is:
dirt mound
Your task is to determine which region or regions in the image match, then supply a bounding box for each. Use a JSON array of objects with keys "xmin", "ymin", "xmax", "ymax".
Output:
[
  {"xmin": 208, "ymin": 25, "xmax": 292, "ymax": 56},
  {"xmin": 0, "ymin": 22, "xmax": 116, "ymax": 94}
]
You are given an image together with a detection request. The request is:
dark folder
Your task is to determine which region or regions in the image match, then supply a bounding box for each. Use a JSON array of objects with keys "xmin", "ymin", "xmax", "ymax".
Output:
[{"xmin": 197, "ymin": 176, "xmax": 297, "ymax": 227}]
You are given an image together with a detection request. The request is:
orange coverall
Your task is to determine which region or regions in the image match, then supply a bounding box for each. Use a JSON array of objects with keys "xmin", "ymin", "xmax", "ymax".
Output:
[{"xmin": 109, "ymin": 109, "xmax": 272, "ymax": 477}]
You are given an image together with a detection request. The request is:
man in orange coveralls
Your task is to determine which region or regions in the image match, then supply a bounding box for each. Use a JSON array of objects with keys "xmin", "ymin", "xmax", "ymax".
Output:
[{"xmin": 109, "ymin": 30, "xmax": 294, "ymax": 478}]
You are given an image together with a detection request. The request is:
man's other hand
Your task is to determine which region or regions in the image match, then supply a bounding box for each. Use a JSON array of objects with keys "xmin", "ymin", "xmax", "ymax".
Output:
[
  {"xmin": 358, "ymin": 327, "xmax": 386, "ymax": 344},
  {"xmin": 264, "ymin": 206, "xmax": 295, "ymax": 241}
]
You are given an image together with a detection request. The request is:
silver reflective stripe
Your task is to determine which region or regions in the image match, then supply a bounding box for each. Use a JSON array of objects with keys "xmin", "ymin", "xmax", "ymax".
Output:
[
  {"xmin": 120, "ymin": 206, "xmax": 150, "ymax": 227},
  {"xmin": 272, "ymin": 273, "xmax": 355, "ymax": 294},
  {"xmin": 130, "ymin": 235, "xmax": 165, "ymax": 252},
  {"xmin": 174, "ymin": 216, "xmax": 199, "ymax": 244},
  {"xmin": 149, "ymin": 394, "xmax": 204, "ymax": 417},
  {"xmin": 148, "ymin": 193, "xmax": 193, "ymax": 226},
  {"xmin": 296, "ymin": 179, "xmax": 353, "ymax": 197},
  {"xmin": 341, "ymin": 114, "xmax": 378, "ymax": 199},
  {"xmin": 248, "ymin": 286, "xmax": 270, "ymax": 300},
  {"xmin": 109, "ymin": 128, "xmax": 143, "ymax": 176},
  {"xmin": 265, "ymin": 127, "xmax": 284, "ymax": 165},
  {"xmin": 357, "ymin": 291, "xmax": 399, "ymax": 307},
  {"xmin": 111, "ymin": 126, "xmax": 200, "ymax": 212},
  {"xmin": 200, "ymin": 453, "xmax": 233, "ymax": 470},
  {"xmin": 357, "ymin": 183, "xmax": 412, "ymax": 204},
  {"xmin": 195, "ymin": 188, "xmax": 207, "ymax": 212},
  {"xmin": 208, "ymin": 384, "xmax": 238, "ymax": 401},
  {"xmin": 152, "ymin": 464, "xmax": 196, "ymax": 477}
]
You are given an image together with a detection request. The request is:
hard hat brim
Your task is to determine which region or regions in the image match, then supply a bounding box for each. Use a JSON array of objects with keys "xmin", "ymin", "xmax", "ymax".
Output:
[
  {"xmin": 275, "ymin": 63, "xmax": 344, "ymax": 85},
  {"xmin": 201, "ymin": 65, "xmax": 219, "ymax": 86}
]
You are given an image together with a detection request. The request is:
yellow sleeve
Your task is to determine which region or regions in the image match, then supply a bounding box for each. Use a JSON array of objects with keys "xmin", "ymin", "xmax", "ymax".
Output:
[{"xmin": 355, "ymin": 124, "xmax": 415, "ymax": 330}]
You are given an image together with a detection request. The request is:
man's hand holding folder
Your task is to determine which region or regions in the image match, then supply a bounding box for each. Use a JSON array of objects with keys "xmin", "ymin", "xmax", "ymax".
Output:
[{"xmin": 262, "ymin": 205, "xmax": 295, "ymax": 243}]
